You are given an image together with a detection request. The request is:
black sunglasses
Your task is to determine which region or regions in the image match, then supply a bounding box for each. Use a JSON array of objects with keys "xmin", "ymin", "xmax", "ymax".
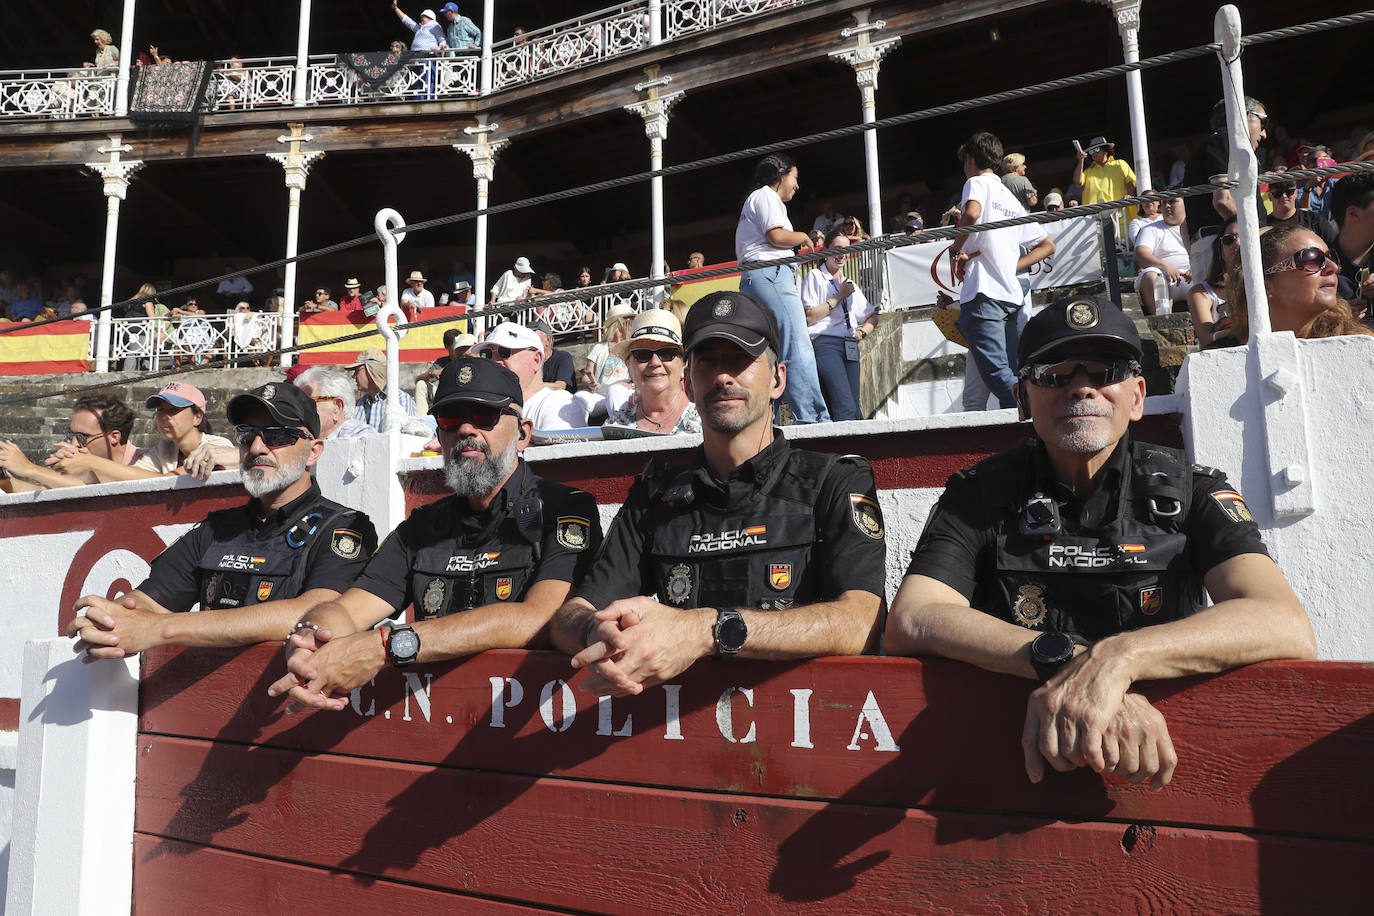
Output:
[
  {"xmin": 1220, "ymin": 233, "xmax": 1239, "ymax": 245},
  {"xmin": 629, "ymin": 347, "xmax": 683, "ymax": 364},
  {"xmin": 480, "ymin": 345, "xmax": 537, "ymax": 360},
  {"xmin": 1021, "ymin": 356, "xmax": 1141, "ymax": 389},
  {"xmin": 70, "ymin": 429, "xmax": 109, "ymax": 448},
  {"xmin": 234, "ymin": 425, "xmax": 312, "ymax": 448},
  {"xmin": 434, "ymin": 407, "xmax": 518, "ymax": 431},
  {"xmin": 1271, "ymin": 186, "xmax": 1297, "ymax": 197},
  {"xmin": 1264, "ymin": 246, "xmax": 1339, "ymax": 276}
]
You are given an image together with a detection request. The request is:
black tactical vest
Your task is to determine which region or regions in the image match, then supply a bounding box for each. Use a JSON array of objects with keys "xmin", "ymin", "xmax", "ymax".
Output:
[
  {"xmin": 198, "ymin": 500, "xmax": 355, "ymax": 609},
  {"xmin": 971, "ymin": 439, "xmax": 1206, "ymax": 642},
  {"xmin": 643, "ymin": 449, "xmax": 840, "ymax": 611},
  {"xmin": 407, "ymin": 477, "xmax": 545, "ymax": 621}
]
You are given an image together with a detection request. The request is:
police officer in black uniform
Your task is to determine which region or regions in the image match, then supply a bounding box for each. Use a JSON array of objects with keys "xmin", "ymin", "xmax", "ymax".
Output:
[
  {"xmin": 270, "ymin": 357, "xmax": 602, "ymax": 710},
  {"xmin": 553, "ymin": 291, "xmax": 887, "ymax": 697},
  {"xmin": 887, "ymin": 295, "xmax": 1315, "ymax": 789},
  {"xmin": 69, "ymin": 383, "xmax": 378, "ymax": 658}
]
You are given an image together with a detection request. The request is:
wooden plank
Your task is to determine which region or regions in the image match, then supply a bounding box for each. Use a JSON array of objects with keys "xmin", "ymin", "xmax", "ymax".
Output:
[
  {"xmin": 134, "ymin": 734, "xmax": 1372, "ymax": 915},
  {"xmin": 133, "ymin": 835, "xmax": 553, "ymax": 914},
  {"xmin": 138, "ymin": 646, "xmax": 1374, "ymax": 843}
]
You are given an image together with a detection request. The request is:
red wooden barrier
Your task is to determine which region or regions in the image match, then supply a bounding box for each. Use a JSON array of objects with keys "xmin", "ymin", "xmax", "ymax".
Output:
[{"xmin": 136, "ymin": 645, "xmax": 1374, "ymax": 913}]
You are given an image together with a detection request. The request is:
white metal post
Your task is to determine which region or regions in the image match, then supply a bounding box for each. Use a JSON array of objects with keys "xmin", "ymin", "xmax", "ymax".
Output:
[
  {"xmin": 455, "ymin": 117, "xmax": 507, "ymax": 335},
  {"xmin": 628, "ymin": 69, "xmax": 682, "ymax": 295},
  {"xmin": 830, "ymin": 15, "xmax": 900, "ymax": 237},
  {"xmin": 374, "ymin": 208, "xmax": 409, "ymax": 432},
  {"xmin": 480, "ymin": 0, "xmax": 495, "ymax": 94},
  {"xmin": 1215, "ymin": 6, "xmax": 1267, "ymax": 337},
  {"xmin": 86, "ymin": 136, "xmax": 142, "ymax": 373},
  {"xmin": 294, "ymin": 0, "xmax": 313, "ymax": 108},
  {"xmin": 1114, "ymin": 0, "xmax": 1153, "ymax": 191},
  {"xmin": 268, "ymin": 126, "xmax": 323, "ymax": 366},
  {"xmin": 114, "ymin": 0, "xmax": 136, "ymax": 117},
  {"xmin": 649, "ymin": 0, "xmax": 663, "ymax": 45}
]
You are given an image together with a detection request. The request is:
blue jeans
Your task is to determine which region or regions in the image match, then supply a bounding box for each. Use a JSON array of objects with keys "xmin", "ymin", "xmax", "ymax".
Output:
[
  {"xmin": 956, "ymin": 293, "xmax": 1020, "ymax": 409},
  {"xmin": 812, "ymin": 335, "xmax": 861, "ymax": 421},
  {"xmin": 739, "ymin": 265, "xmax": 830, "ymax": 423}
]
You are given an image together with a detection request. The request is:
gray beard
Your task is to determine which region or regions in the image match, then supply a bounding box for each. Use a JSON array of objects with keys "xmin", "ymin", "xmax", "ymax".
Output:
[
  {"xmin": 241, "ymin": 448, "xmax": 310, "ymax": 498},
  {"xmin": 444, "ymin": 434, "xmax": 517, "ymax": 496},
  {"xmin": 1051, "ymin": 402, "xmax": 1117, "ymax": 454}
]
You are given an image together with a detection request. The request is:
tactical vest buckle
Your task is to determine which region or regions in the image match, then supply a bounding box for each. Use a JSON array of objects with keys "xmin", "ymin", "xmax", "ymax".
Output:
[{"xmin": 1145, "ymin": 473, "xmax": 1183, "ymax": 519}]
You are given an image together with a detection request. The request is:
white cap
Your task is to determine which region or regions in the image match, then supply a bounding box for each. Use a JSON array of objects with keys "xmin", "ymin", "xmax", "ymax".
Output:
[
  {"xmin": 420, "ymin": 9, "xmax": 437, "ymax": 20},
  {"xmin": 611, "ymin": 262, "xmax": 630, "ymax": 274},
  {"xmin": 473, "ymin": 322, "xmax": 542, "ymax": 354}
]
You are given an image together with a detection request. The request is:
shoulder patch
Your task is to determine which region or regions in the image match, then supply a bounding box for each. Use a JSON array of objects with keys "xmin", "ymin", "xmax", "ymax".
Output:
[
  {"xmin": 556, "ymin": 516, "xmax": 591, "ymax": 550},
  {"xmin": 849, "ymin": 493, "xmax": 885, "ymax": 540},
  {"xmin": 1209, "ymin": 490, "xmax": 1255, "ymax": 524},
  {"xmin": 1191, "ymin": 463, "xmax": 1223, "ymax": 479},
  {"xmin": 331, "ymin": 529, "xmax": 364, "ymax": 559}
]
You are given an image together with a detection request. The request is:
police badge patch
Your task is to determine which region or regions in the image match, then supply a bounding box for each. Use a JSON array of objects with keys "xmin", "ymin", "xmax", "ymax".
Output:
[
  {"xmin": 204, "ymin": 573, "xmax": 220, "ymax": 607},
  {"xmin": 848, "ymin": 494, "xmax": 884, "ymax": 540},
  {"xmin": 1209, "ymin": 490, "xmax": 1255, "ymax": 523},
  {"xmin": 1013, "ymin": 584, "xmax": 1048, "ymax": 626},
  {"xmin": 557, "ymin": 516, "xmax": 590, "ymax": 550},
  {"xmin": 422, "ymin": 578, "xmax": 446, "ymax": 618},
  {"xmin": 769, "ymin": 563, "xmax": 791, "ymax": 590},
  {"xmin": 1066, "ymin": 299, "xmax": 1099, "ymax": 329},
  {"xmin": 666, "ymin": 563, "xmax": 693, "ymax": 605},
  {"xmin": 496, "ymin": 577, "xmax": 513, "ymax": 600},
  {"xmin": 331, "ymin": 529, "xmax": 362, "ymax": 559},
  {"xmin": 458, "ymin": 365, "xmax": 473, "ymax": 384},
  {"xmin": 1139, "ymin": 585, "xmax": 1163, "ymax": 615},
  {"xmin": 712, "ymin": 297, "xmax": 734, "ymax": 318},
  {"xmin": 261, "ymin": 384, "xmax": 275, "ymax": 401},
  {"xmin": 257, "ymin": 581, "xmax": 274, "ymax": 602}
]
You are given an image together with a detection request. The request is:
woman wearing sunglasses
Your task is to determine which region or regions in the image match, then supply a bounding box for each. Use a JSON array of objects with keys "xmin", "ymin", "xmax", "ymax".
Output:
[
  {"xmin": 1187, "ymin": 218, "xmax": 1238, "ymax": 347},
  {"xmin": 1214, "ymin": 225, "xmax": 1372, "ymax": 347},
  {"xmin": 604, "ymin": 308, "xmax": 700, "ymax": 434}
]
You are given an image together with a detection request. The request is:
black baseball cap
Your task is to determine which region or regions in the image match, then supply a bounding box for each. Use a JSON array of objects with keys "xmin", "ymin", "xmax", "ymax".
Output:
[
  {"xmin": 226, "ymin": 382, "xmax": 321, "ymax": 437},
  {"xmin": 1018, "ymin": 295, "xmax": 1143, "ymax": 368},
  {"xmin": 682, "ymin": 291, "xmax": 781, "ymax": 358},
  {"xmin": 429, "ymin": 356, "xmax": 524, "ymax": 414}
]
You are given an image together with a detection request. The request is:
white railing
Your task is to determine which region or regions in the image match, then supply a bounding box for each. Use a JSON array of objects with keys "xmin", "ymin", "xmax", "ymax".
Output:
[
  {"xmin": 4, "ymin": 1, "xmax": 813, "ymax": 121},
  {"xmin": 512, "ymin": 290, "xmax": 647, "ymax": 340},
  {"xmin": 110, "ymin": 313, "xmax": 281, "ymax": 368},
  {"xmin": 0, "ymin": 68, "xmax": 116, "ymax": 119}
]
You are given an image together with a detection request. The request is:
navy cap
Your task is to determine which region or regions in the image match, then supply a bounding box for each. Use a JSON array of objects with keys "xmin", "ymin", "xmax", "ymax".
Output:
[
  {"xmin": 227, "ymin": 382, "xmax": 321, "ymax": 437},
  {"xmin": 1017, "ymin": 295, "xmax": 1143, "ymax": 368},
  {"xmin": 682, "ymin": 291, "xmax": 781, "ymax": 358},
  {"xmin": 429, "ymin": 356, "xmax": 524, "ymax": 414}
]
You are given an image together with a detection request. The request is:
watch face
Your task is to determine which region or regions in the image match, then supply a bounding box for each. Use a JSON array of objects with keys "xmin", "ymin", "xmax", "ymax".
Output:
[
  {"xmin": 1032, "ymin": 631, "xmax": 1073, "ymax": 664},
  {"xmin": 391, "ymin": 629, "xmax": 421, "ymax": 659},
  {"xmin": 717, "ymin": 614, "xmax": 748, "ymax": 653}
]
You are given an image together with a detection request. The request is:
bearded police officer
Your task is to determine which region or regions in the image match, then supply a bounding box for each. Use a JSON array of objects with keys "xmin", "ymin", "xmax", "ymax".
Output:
[
  {"xmin": 886, "ymin": 295, "xmax": 1315, "ymax": 789},
  {"xmin": 68, "ymin": 383, "xmax": 378, "ymax": 658},
  {"xmin": 269, "ymin": 358, "xmax": 601, "ymax": 710},
  {"xmin": 552, "ymin": 291, "xmax": 886, "ymax": 697}
]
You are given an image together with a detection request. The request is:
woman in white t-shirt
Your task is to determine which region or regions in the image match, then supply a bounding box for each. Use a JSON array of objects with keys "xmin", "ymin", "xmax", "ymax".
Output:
[
  {"xmin": 800, "ymin": 231, "xmax": 875, "ymax": 420},
  {"xmin": 734, "ymin": 153, "xmax": 830, "ymax": 423}
]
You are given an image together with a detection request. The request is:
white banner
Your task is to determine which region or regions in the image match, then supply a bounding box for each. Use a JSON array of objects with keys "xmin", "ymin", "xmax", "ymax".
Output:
[{"xmin": 887, "ymin": 216, "xmax": 1104, "ymax": 308}]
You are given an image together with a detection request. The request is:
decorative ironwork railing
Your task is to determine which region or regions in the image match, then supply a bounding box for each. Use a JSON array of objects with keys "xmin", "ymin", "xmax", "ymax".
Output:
[
  {"xmin": 110, "ymin": 313, "xmax": 281, "ymax": 369},
  {"xmin": 2, "ymin": 1, "xmax": 812, "ymax": 120}
]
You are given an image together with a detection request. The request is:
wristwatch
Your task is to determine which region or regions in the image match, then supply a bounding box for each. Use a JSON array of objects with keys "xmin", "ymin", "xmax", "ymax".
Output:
[
  {"xmin": 713, "ymin": 608, "xmax": 748, "ymax": 657},
  {"xmin": 1029, "ymin": 631, "xmax": 1076, "ymax": 681},
  {"xmin": 381, "ymin": 621, "xmax": 421, "ymax": 669}
]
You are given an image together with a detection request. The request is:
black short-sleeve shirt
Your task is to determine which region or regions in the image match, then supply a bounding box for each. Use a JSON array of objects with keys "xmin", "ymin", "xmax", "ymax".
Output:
[{"xmin": 138, "ymin": 481, "xmax": 378, "ymax": 612}]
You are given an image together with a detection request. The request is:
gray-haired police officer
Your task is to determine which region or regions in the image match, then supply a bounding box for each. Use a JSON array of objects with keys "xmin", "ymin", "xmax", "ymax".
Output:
[
  {"xmin": 271, "ymin": 357, "xmax": 602, "ymax": 709},
  {"xmin": 886, "ymin": 295, "xmax": 1315, "ymax": 789},
  {"xmin": 552, "ymin": 291, "xmax": 887, "ymax": 697},
  {"xmin": 69, "ymin": 382, "xmax": 378, "ymax": 658}
]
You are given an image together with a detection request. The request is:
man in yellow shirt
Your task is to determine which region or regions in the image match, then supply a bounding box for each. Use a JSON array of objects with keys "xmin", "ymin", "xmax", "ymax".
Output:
[{"xmin": 1072, "ymin": 136, "xmax": 1137, "ymax": 247}]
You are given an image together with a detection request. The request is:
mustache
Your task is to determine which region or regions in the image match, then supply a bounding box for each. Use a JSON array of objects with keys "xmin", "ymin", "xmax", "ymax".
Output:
[
  {"xmin": 448, "ymin": 436, "xmax": 490, "ymax": 460},
  {"xmin": 1056, "ymin": 401, "xmax": 1113, "ymax": 419},
  {"xmin": 706, "ymin": 385, "xmax": 749, "ymax": 401},
  {"xmin": 241, "ymin": 455, "xmax": 277, "ymax": 471}
]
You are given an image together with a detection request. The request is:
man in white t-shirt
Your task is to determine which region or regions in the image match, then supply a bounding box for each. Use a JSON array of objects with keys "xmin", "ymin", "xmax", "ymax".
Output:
[
  {"xmin": 811, "ymin": 201, "xmax": 844, "ymax": 236},
  {"xmin": 949, "ymin": 131, "xmax": 1056, "ymax": 410},
  {"xmin": 400, "ymin": 270, "xmax": 435, "ymax": 311},
  {"xmin": 490, "ymin": 257, "xmax": 535, "ymax": 305},
  {"xmin": 472, "ymin": 323, "xmax": 588, "ymax": 430},
  {"xmin": 1133, "ymin": 197, "xmax": 1191, "ymax": 315}
]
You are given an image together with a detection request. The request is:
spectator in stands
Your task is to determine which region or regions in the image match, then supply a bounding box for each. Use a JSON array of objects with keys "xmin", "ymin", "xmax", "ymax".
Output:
[
  {"xmin": 1184, "ymin": 97, "xmax": 1268, "ymax": 284},
  {"xmin": 68, "ymin": 299, "xmax": 93, "ymax": 322},
  {"xmin": 575, "ymin": 266, "xmax": 594, "ymax": 288},
  {"xmin": 580, "ymin": 302, "xmax": 633, "ymax": 403},
  {"xmin": 0, "ymin": 393, "xmax": 137, "ymax": 490},
  {"xmin": 393, "ymin": 3, "xmax": 447, "ymax": 98},
  {"xmin": 1297, "ymin": 145, "xmax": 1336, "ymax": 220},
  {"xmin": 231, "ymin": 300, "xmax": 271, "ymax": 366},
  {"xmin": 491, "ymin": 256, "xmax": 535, "ymax": 305},
  {"xmin": 447, "ymin": 259, "xmax": 475, "ymax": 291},
  {"xmin": 603, "ymin": 308, "xmax": 699, "ymax": 434},
  {"xmin": 401, "ymin": 270, "xmax": 434, "ymax": 311},
  {"xmin": 171, "ymin": 297, "xmax": 214, "ymax": 367},
  {"xmin": 1001, "ymin": 152, "xmax": 1038, "ymax": 210},
  {"xmin": 367, "ymin": 284, "xmax": 388, "ymax": 313},
  {"xmin": 1215, "ymin": 225, "xmax": 1373, "ymax": 347},
  {"xmin": 0, "ymin": 270, "xmax": 17, "ymax": 307},
  {"xmin": 123, "ymin": 281, "xmax": 170, "ymax": 371},
  {"xmin": 735, "ymin": 152, "xmax": 830, "ymax": 424},
  {"xmin": 68, "ymin": 384, "xmax": 377, "ymax": 660},
  {"xmin": 1266, "ymin": 174, "xmax": 1338, "ymax": 250},
  {"xmin": 809, "ymin": 228, "xmax": 826, "ymax": 249},
  {"xmin": 84, "ymin": 28, "xmax": 119, "ymax": 69},
  {"xmin": 414, "ymin": 327, "xmax": 476, "ymax": 413},
  {"xmin": 950, "ymin": 130, "xmax": 1055, "ymax": 411},
  {"xmin": 1072, "ymin": 136, "xmax": 1137, "ymax": 246},
  {"xmin": 295, "ymin": 367, "xmax": 377, "ymax": 439},
  {"xmin": 838, "ymin": 214, "xmax": 869, "ymax": 241},
  {"xmin": 889, "ymin": 192, "xmax": 915, "ymax": 233},
  {"xmin": 1329, "ymin": 172, "xmax": 1374, "ymax": 317},
  {"xmin": 886, "ymin": 296, "xmax": 1316, "ymax": 791},
  {"xmin": 812, "ymin": 201, "xmax": 845, "ymax": 236},
  {"xmin": 7, "ymin": 283, "xmax": 45, "ymax": 321},
  {"xmin": 447, "ymin": 280, "xmax": 475, "ymax": 306},
  {"xmin": 348, "ymin": 347, "xmax": 421, "ymax": 432},
  {"xmin": 903, "ymin": 211, "xmax": 924, "ymax": 235},
  {"xmin": 338, "ymin": 278, "xmax": 365, "ymax": 311},
  {"xmin": 801, "ymin": 229, "xmax": 875, "ymax": 421},
  {"xmin": 474, "ymin": 323, "xmax": 587, "ymax": 430},
  {"xmin": 1043, "ymin": 192, "xmax": 1064, "ymax": 212},
  {"xmin": 686, "ymin": 252, "xmax": 705, "ymax": 271},
  {"xmin": 1187, "ymin": 219, "xmax": 1237, "ymax": 347},
  {"xmin": 530, "ymin": 320, "xmax": 575, "ymax": 392},
  {"xmin": 1127, "ymin": 198, "xmax": 1160, "ymax": 249},
  {"xmin": 440, "ymin": 1, "xmax": 481, "ymax": 52},
  {"xmin": 216, "ymin": 263, "xmax": 253, "ymax": 311},
  {"xmin": 1134, "ymin": 197, "xmax": 1192, "ymax": 315},
  {"xmin": 604, "ymin": 262, "xmax": 631, "ymax": 285},
  {"xmin": 302, "ymin": 285, "xmax": 338, "ymax": 314},
  {"xmin": 68, "ymin": 383, "xmax": 233, "ymax": 481},
  {"xmin": 1167, "ymin": 144, "xmax": 1189, "ymax": 188}
]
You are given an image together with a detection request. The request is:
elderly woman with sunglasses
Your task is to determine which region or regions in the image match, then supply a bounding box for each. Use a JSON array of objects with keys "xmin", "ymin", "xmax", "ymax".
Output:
[
  {"xmin": 603, "ymin": 309, "xmax": 701, "ymax": 434},
  {"xmin": 1212, "ymin": 224, "xmax": 1373, "ymax": 347},
  {"xmin": 1187, "ymin": 218, "xmax": 1238, "ymax": 347}
]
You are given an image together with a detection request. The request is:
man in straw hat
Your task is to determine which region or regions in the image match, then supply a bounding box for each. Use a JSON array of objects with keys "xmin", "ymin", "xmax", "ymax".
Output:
[
  {"xmin": 1072, "ymin": 135, "xmax": 1138, "ymax": 245},
  {"xmin": 401, "ymin": 268, "xmax": 435, "ymax": 311}
]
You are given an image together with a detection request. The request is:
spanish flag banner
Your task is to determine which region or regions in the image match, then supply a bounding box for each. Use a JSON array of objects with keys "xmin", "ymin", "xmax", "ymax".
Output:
[
  {"xmin": 668, "ymin": 261, "xmax": 741, "ymax": 307},
  {"xmin": 0, "ymin": 319, "xmax": 92, "ymax": 375},
  {"xmin": 296, "ymin": 307, "xmax": 467, "ymax": 365}
]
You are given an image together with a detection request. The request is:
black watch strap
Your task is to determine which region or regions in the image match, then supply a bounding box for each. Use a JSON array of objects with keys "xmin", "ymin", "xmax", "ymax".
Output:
[
  {"xmin": 1029, "ymin": 631, "xmax": 1076, "ymax": 681},
  {"xmin": 384, "ymin": 621, "xmax": 421, "ymax": 669}
]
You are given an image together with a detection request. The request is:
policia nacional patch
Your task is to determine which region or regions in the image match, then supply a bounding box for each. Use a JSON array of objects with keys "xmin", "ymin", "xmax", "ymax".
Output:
[
  {"xmin": 1209, "ymin": 490, "xmax": 1255, "ymax": 523},
  {"xmin": 557, "ymin": 516, "xmax": 591, "ymax": 550},
  {"xmin": 849, "ymin": 494, "xmax": 884, "ymax": 540},
  {"xmin": 331, "ymin": 529, "xmax": 364, "ymax": 559}
]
